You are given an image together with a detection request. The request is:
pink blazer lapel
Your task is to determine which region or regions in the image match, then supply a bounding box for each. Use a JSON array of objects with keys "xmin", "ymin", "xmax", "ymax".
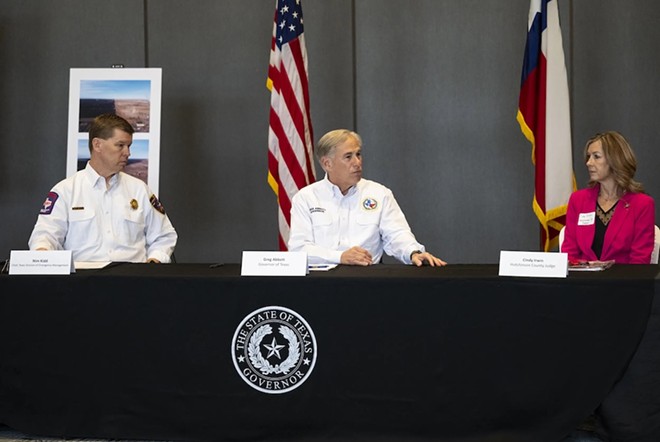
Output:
[
  {"xmin": 577, "ymin": 187, "xmax": 598, "ymax": 258},
  {"xmin": 601, "ymin": 194, "xmax": 632, "ymax": 259}
]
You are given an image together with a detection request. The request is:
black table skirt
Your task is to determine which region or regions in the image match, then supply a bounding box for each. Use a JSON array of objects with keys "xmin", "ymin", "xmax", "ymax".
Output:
[{"xmin": 0, "ymin": 263, "xmax": 658, "ymax": 442}]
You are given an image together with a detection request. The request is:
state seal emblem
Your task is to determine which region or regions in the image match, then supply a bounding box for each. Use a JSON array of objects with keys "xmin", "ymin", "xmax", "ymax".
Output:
[{"xmin": 232, "ymin": 306, "xmax": 317, "ymax": 394}]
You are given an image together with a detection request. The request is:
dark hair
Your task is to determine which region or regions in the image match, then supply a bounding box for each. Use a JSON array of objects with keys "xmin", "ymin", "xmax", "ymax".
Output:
[
  {"xmin": 88, "ymin": 113, "xmax": 134, "ymax": 152},
  {"xmin": 584, "ymin": 131, "xmax": 644, "ymax": 193}
]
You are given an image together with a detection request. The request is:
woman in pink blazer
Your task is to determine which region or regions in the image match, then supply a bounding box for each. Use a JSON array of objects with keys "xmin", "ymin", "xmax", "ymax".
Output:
[{"xmin": 561, "ymin": 131, "xmax": 655, "ymax": 264}]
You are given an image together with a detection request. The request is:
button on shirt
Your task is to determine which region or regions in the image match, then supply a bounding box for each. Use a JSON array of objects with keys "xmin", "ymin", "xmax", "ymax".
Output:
[
  {"xmin": 29, "ymin": 163, "xmax": 177, "ymax": 263},
  {"xmin": 288, "ymin": 176, "xmax": 425, "ymax": 264}
]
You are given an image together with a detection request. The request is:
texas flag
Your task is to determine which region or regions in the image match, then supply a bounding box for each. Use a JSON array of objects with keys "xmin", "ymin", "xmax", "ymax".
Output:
[{"xmin": 517, "ymin": 0, "xmax": 575, "ymax": 251}]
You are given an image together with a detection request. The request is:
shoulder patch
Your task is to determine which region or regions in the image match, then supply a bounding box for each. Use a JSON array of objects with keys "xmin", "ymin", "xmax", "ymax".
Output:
[
  {"xmin": 150, "ymin": 194, "xmax": 166, "ymax": 214},
  {"xmin": 40, "ymin": 192, "xmax": 59, "ymax": 215}
]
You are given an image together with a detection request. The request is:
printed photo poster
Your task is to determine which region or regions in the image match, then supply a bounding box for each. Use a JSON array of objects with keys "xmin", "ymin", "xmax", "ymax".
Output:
[{"xmin": 67, "ymin": 68, "xmax": 162, "ymax": 195}]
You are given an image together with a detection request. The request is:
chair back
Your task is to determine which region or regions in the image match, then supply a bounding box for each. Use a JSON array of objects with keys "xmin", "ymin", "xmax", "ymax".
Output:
[
  {"xmin": 652, "ymin": 225, "xmax": 660, "ymax": 265},
  {"xmin": 558, "ymin": 226, "xmax": 566, "ymax": 252}
]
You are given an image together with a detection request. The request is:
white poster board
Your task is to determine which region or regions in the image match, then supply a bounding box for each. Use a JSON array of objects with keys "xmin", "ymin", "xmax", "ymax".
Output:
[{"xmin": 67, "ymin": 68, "xmax": 162, "ymax": 195}]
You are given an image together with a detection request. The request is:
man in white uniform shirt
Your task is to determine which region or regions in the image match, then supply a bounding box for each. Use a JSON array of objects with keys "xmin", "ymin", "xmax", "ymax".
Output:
[
  {"xmin": 29, "ymin": 113, "xmax": 177, "ymax": 263},
  {"xmin": 288, "ymin": 129, "xmax": 446, "ymax": 266}
]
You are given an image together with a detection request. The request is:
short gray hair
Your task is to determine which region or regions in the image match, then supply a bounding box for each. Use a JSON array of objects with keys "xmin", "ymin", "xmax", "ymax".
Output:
[{"xmin": 316, "ymin": 129, "xmax": 362, "ymax": 160}]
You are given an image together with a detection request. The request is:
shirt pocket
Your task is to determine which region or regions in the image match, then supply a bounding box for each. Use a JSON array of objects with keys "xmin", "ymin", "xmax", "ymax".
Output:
[
  {"xmin": 69, "ymin": 207, "xmax": 95, "ymax": 223},
  {"xmin": 66, "ymin": 208, "xmax": 97, "ymax": 249},
  {"xmin": 356, "ymin": 211, "xmax": 381, "ymax": 226},
  {"xmin": 122, "ymin": 209, "xmax": 146, "ymax": 243},
  {"xmin": 310, "ymin": 211, "xmax": 333, "ymax": 227}
]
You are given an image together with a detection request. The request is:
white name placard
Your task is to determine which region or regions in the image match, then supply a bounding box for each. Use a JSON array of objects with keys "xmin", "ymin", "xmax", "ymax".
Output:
[
  {"xmin": 9, "ymin": 250, "xmax": 75, "ymax": 275},
  {"xmin": 241, "ymin": 251, "xmax": 307, "ymax": 276},
  {"xmin": 498, "ymin": 250, "xmax": 568, "ymax": 278}
]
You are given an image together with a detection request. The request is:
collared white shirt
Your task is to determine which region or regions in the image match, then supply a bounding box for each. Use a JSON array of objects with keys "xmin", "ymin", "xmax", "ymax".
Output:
[
  {"xmin": 288, "ymin": 175, "xmax": 424, "ymax": 264},
  {"xmin": 29, "ymin": 162, "xmax": 177, "ymax": 263}
]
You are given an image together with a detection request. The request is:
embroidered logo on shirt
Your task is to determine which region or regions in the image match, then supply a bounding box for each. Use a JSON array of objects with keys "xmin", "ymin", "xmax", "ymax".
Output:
[
  {"xmin": 39, "ymin": 192, "xmax": 59, "ymax": 215},
  {"xmin": 362, "ymin": 197, "xmax": 378, "ymax": 211},
  {"xmin": 150, "ymin": 195, "xmax": 165, "ymax": 214},
  {"xmin": 309, "ymin": 207, "xmax": 326, "ymax": 214}
]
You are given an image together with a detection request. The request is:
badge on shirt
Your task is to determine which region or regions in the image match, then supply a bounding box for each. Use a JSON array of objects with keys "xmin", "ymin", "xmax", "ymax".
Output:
[
  {"xmin": 39, "ymin": 192, "xmax": 59, "ymax": 215},
  {"xmin": 150, "ymin": 194, "xmax": 166, "ymax": 214},
  {"xmin": 130, "ymin": 199, "xmax": 139, "ymax": 210},
  {"xmin": 578, "ymin": 212, "xmax": 596, "ymax": 226},
  {"xmin": 362, "ymin": 197, "xmax": 378, "ymax": 211}
]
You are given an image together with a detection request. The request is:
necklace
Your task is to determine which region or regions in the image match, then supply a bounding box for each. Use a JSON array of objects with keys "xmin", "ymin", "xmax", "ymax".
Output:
[
  {"xmin": 599, "ymin": 193, "xmax": 618, "ymax": 202},
  {"xmin": 599, "ymin": 188, "xmax": 621, "ymax": 202}
]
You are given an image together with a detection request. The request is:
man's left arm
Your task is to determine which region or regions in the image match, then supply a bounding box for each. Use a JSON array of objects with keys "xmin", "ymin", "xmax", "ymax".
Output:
[
  {"xmin": 380, "ymin": 192, "xmax": 446, "ymax": 266},
  {"xmin": 410, "ymin": 250, "xmax": 447, "ymax": 267},
  {"xmin": 144, "ymin": 195, "xmax": 178, "ymax": 263},
  {"xmin": 379, "ymin": 192, "xmax": 425, "ymax": 264}
]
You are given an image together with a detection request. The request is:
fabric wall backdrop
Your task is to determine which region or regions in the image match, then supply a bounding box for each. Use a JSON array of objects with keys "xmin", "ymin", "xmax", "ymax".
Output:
[{"xmin": 1, "ymin": 0, "xmax": 659, "ymax": 264}]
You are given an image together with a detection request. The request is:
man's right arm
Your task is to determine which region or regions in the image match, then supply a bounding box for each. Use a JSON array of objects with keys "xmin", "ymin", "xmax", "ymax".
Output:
[
  {"xmin": 28, "ymin": 189, "xmax": 68, "ymax": 251},
  {"xmin": 287, "ymin": 193, "xmax": 343, "ymax": 265}
]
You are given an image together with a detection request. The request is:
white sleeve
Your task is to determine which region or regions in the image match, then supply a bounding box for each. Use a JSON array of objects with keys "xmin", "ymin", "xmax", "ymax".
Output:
[
  {"xmin": 28, "ymin": 188, "xmax": 68, "ymax": 251},
  {"xmin": 144, "ymin": 195, "xmax": 178, "ymax": 263},
  {"xmin": 379, "ymin": 191, "xmax": 424, "ymax": 264}
]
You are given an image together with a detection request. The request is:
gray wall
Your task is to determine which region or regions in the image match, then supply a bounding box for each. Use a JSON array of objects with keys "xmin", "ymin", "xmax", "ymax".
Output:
[{"xmin": 2, "ymin": 0, "xmax": 659, "ymax": 264}]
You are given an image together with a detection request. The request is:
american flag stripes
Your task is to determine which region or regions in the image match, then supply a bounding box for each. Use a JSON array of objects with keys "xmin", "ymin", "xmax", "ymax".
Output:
[
  {"xmin": 517, "ymin": 0, "xmax": 575, "ymax": 251},
  {"xmin": 267, "ymin": 0, "xmax": 316, "ymax": 251}
]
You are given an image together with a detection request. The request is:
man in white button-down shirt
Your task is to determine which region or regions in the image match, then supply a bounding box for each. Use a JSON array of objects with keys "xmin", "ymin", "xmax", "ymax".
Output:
[
  {"xmin": 288, "ymin": 129, "xmax": 446, "ymax": 267},
  {"xmin": 28, "ymin": 114, "xmax": 177, "ymax": 263}
]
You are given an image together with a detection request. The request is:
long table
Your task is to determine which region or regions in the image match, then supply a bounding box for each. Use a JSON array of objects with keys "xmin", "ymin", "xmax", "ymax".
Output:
[{"xmin": 0, "ymin": 263, "xmax": 658, "ymax": 442}]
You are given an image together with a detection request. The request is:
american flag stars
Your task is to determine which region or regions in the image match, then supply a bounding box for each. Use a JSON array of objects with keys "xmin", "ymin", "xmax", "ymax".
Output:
[{"xmin": 275, "ymin": 0, "xmax": 305, "ymax": 47}]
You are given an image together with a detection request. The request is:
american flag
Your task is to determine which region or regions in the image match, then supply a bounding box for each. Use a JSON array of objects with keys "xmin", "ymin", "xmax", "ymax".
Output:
[
  {"xmin": 517, "ymin": 0, "xmax": 575, "ymax": 251},
  {"xmin": 267, "ymin": 0, "xmax": 316, "ymax": 251}
]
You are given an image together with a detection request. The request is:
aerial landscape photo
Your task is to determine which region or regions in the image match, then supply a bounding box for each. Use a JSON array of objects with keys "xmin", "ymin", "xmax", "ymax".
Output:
[
  {"xmin": 78, "ymin": 79, "xmax": 151, "ymax": 132},
  {"xmin": 77, "ymin": 138, "xmax": 149, "ymax": 185}
]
